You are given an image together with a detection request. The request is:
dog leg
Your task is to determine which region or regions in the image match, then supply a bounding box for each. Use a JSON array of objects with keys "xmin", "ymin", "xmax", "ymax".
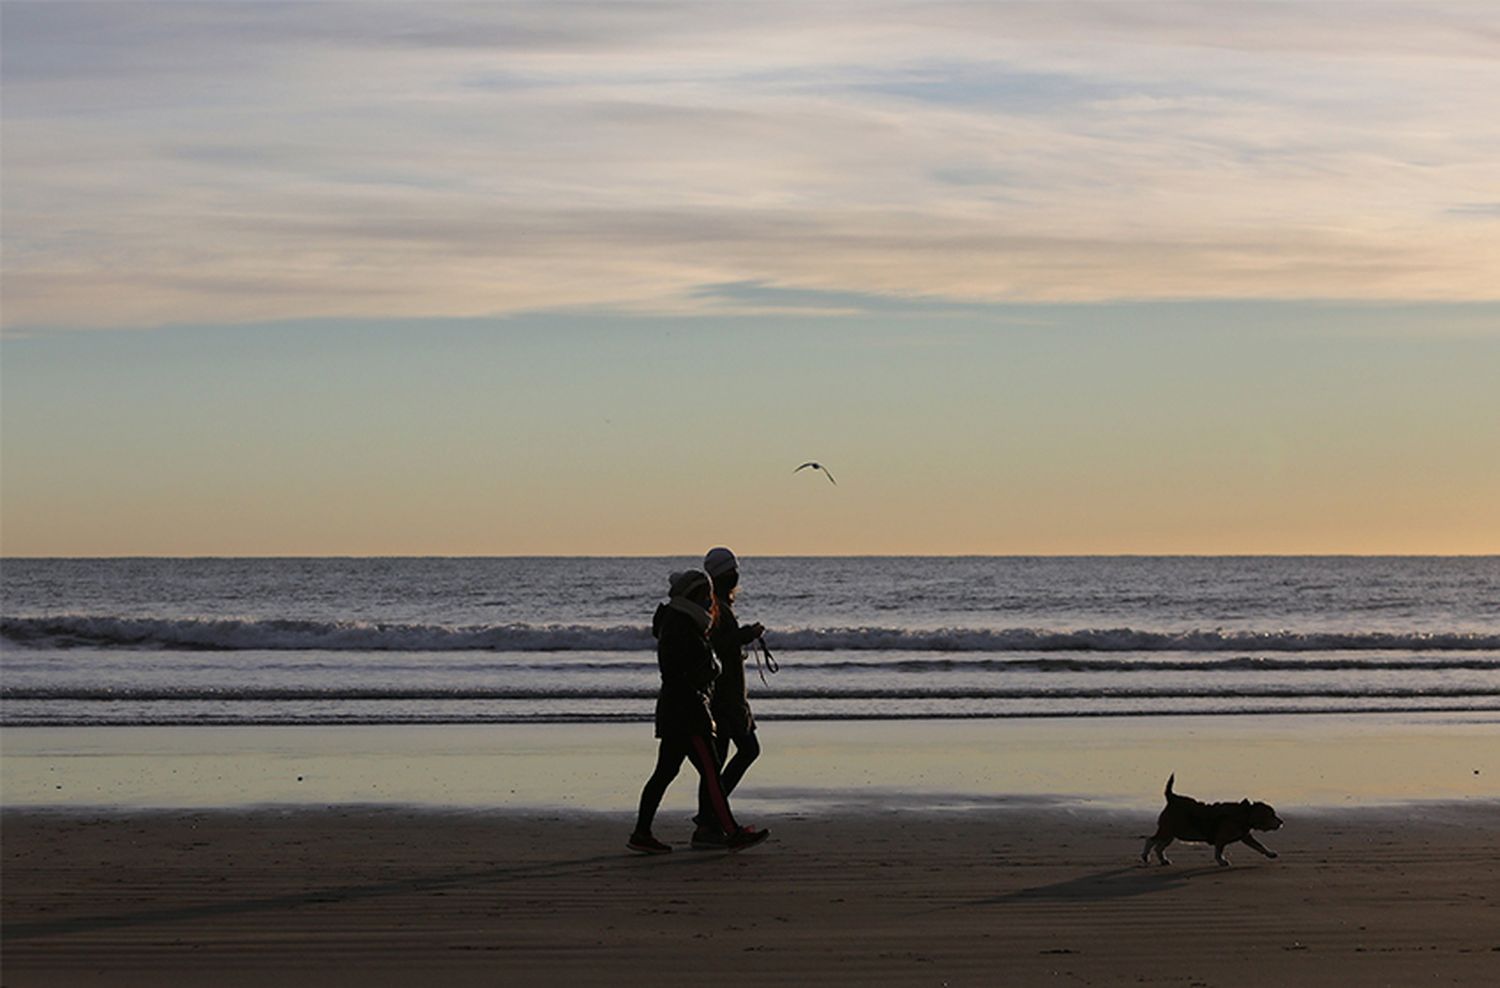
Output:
[
  {"xmin": 1243, "ymin": 835, "xmax": 1278, "ymax": 859},
  {"xmin": 1140, "ymin": 836, "xmax": 1156, "ymax": 864},
  {"xmin": 1214, "ymin": 844, "xmax": 1231, "ymax": 866},
  {"xmin": 1154, "ymin": 838, "xmax": 1172, "ymax": 866}
]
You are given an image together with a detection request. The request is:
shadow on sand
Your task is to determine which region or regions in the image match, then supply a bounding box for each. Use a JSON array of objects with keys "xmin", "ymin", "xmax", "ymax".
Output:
[
  {"xmin": 937, "ymin": 862, "xmax": 1229, "ymax": 913},
  {"xmin": 2, "ymin": 848, "xmax": 720, "ymax": 941}
]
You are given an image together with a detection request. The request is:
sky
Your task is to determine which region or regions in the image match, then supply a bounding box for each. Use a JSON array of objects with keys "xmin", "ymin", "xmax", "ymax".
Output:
[{"xmin": 2, "ymin": 1, "xmax": 1498, "ymax": 556}]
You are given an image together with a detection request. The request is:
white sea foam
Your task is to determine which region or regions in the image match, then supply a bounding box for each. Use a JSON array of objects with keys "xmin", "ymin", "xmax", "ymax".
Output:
[
  {"xmin": 4, "ymin": 614, "xmax": 1499, "ymax": 653},
  {"xmin": 5, "ymin": 685, "xmax": 1497, "ymax": 702}
]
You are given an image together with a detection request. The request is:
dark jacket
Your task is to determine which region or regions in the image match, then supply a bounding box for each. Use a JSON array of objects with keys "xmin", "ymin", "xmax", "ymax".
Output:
[
  {"xmin": 651, "ymin": 602, "xmax": 719, "ymax": 739},
  {"xmin": 708, "ymin": 602, "xmax": 759, "ymax": 737}
]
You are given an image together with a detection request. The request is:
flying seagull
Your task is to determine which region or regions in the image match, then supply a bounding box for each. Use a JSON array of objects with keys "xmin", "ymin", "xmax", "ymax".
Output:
[{"xmin": 794, "ymin": 461, "xmax": 837, "ymax": 485}]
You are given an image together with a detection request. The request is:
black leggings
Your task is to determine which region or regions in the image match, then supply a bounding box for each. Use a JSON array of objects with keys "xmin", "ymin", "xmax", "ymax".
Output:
[
  {"xmin": 635, "ymin": 734, "xmax": 737, "ymax": 836},
  {"xmin": 697, "ymin": 731, "xmax": 760, "ymax": 826}
]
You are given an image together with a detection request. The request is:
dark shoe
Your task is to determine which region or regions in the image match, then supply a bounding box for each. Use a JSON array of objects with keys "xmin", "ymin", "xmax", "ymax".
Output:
[
  {"xmin": 690, "ymin": 826, "xmax": 729, "ymax": 850},
  {"xmin": 627, "ymin": 832, "xmax": 671, "ymax": 855},
  {"xmin": 725, "ymin": 826, "xmax": 769, "ymax": 852}
]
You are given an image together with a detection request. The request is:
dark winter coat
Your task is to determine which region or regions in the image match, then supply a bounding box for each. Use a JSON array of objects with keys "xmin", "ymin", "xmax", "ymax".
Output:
[
  {"xmin": 651, "ymin": 602, "xmax": 720, "ymax": 739},
  {"xmin": 708, "ymin": 602, "xmax": 759, "ymax": 738}
]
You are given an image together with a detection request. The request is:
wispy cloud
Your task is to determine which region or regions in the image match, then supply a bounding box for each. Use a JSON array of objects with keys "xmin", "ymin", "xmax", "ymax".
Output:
[{"xmin": 4, "ymin": 1, "xmax": 1498, "ymax": 331}]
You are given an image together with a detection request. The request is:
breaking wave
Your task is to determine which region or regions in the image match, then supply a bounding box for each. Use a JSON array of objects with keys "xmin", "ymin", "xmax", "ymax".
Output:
[
  {"xmin": 4, "ymin": 614, "xmax": 1500, "ymax": 653},
  {"xmin": 5, "ymin": 686, "xmax": 1498, "ymax": 702}
]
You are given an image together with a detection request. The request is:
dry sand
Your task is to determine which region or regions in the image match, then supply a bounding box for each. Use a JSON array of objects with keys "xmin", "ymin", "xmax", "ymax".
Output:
[{"xmin": 4, "ymin": 804, "xmax": 1498, "ymax": 986}]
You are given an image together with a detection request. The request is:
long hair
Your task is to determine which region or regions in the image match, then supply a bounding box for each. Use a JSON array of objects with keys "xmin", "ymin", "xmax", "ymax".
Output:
[{"xmin": 711, "ymin": 568, "xmax": 740, "ymax": 608}]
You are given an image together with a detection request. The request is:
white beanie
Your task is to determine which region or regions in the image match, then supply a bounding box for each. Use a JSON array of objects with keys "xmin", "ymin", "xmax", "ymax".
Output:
[
  {"xmin": 703, "ymin": 546, "xmax": 738, "ymax": 578},
  {"xmin": 668, "ymin": 569, "xmax": 712, "ymax": 600}
]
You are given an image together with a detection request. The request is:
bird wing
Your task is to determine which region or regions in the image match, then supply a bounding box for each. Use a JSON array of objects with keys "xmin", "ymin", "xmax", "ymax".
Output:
[
  {"xmin": 794, "ymin": 462, "xmax": 816, "ymax": 473},
  {"xmin": 821, "ymin": 466, "xmax": 837, "ymax": 485}
]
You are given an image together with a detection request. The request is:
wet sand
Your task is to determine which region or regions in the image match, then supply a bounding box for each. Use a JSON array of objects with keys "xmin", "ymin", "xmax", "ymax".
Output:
[
  {"xmin": 4, "ymin": 804, "xmax": 1499, "ymax": 986},
  {"xmin": 4, "ymin": 715, "xmax": 1497, "ymax": 812}
]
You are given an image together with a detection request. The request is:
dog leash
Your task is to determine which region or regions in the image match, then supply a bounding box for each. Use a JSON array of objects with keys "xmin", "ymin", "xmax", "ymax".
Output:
[{"xmin": 751, "ymin": 636, "xmax": 779, "ymax": 686}]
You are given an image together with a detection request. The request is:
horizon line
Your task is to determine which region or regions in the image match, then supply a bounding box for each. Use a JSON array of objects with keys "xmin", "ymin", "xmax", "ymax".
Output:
[{"xmin": 4, "ymin": 553, "xmax": 1498, "ymax": 562}]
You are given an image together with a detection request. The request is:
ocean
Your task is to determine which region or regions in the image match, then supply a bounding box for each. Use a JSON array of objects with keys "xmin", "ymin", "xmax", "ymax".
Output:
[{"xmin": 2, "ymin": 557, "xmax": 1497, "ymax": 727}]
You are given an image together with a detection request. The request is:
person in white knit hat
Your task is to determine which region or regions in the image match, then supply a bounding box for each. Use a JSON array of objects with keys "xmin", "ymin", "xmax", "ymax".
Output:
[
  {"xmin": 628, "ymin": 568, "xmax": 769, "ymax": 854},
  {"xmin": 691, "ymin": 547, "xmax": 767, "ymax": 848}
]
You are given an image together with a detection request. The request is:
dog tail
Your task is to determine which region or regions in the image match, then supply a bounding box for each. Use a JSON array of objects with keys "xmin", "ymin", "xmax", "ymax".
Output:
[{"xmin": 1165, "ymin": 773, "xmax": 1175, "ymax": 798}]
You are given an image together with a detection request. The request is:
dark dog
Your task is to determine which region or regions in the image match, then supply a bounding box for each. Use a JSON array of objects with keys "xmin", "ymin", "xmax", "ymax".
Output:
[{"xmin": 1141, "ymin": 774, "xmax": 1282, "ymax": 867}]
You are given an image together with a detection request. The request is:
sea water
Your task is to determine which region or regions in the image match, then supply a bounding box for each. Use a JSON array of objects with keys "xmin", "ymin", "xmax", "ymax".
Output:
[{"xmin": 2, "ymin": 557, "xmax": 1497, "ymax": 726}]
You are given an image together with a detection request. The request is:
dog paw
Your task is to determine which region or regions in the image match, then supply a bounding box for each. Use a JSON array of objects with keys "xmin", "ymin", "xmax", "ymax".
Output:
[{"xmin": 1267, "ymin": 851, "xmax": 1278, "ymax": 859}]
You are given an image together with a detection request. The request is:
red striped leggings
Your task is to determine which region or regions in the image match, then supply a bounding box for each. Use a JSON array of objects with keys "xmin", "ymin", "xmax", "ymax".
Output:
[{"xmin": 634, "ymin": 734, "xmax": 737, "ymax": 836}]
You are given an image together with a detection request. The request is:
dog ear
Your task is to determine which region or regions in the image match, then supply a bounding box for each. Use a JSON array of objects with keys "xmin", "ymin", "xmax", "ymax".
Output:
[{"xmin": 1241, "ymin": 799, "xmax": 1251, "ymax": 808}]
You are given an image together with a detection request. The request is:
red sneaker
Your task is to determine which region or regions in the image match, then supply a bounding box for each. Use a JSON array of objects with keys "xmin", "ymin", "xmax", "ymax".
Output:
[{"xmin": 725, "ymin": 826, "xmax": 770, "ymax": 852}]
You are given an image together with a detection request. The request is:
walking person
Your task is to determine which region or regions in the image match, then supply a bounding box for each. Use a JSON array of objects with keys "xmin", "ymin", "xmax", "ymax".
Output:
[
  {"xmin": 629, "ymin": 568, "xmax": 769, "ymax": 854},
  {"xmin": 692, "ymin": 547, "xmax": 766, "ymax": 848}
]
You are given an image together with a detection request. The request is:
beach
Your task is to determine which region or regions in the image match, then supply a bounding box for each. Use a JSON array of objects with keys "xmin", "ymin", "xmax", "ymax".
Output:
[
  {"xmin": 5, "ymin": 804, "xmax": 1499, "ymax": 986},
  {"xmin": 4, "ymin": 716, "xmax": 1498, "ymax": 985},
  {"xmin": 6, "ymin": 0, "xmax": 1500, "ymax": 978},
  {"xmin": 4, "ymin": 558, "xmax": 1497, "ymax": 983}
]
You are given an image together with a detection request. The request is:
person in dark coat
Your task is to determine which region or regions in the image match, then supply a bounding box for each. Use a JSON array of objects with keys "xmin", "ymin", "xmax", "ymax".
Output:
[
  {"xmin": 628, "ymin": 569, "xmax": 769, "ymax": 854},
  {"xmin": 692, "ymin": 547, "xmax": 766, "ymax": 847}
]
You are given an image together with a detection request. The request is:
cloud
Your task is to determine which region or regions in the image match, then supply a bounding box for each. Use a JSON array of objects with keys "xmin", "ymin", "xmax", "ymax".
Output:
[{"xmin": 4, "ymin": 1, "xmax": 1499, "ymax": 331}]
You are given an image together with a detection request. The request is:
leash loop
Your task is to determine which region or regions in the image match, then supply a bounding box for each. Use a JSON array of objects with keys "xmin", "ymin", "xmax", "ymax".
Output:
[{"xmin": 752, "ymin": 636, "xmax": 778, "ymax": 686}]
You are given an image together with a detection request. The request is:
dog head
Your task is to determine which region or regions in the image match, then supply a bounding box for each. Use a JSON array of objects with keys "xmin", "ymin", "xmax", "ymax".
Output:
[{"xmin": 1242, "ymin": 799, "xmax": 1283, "ymax": 832}]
